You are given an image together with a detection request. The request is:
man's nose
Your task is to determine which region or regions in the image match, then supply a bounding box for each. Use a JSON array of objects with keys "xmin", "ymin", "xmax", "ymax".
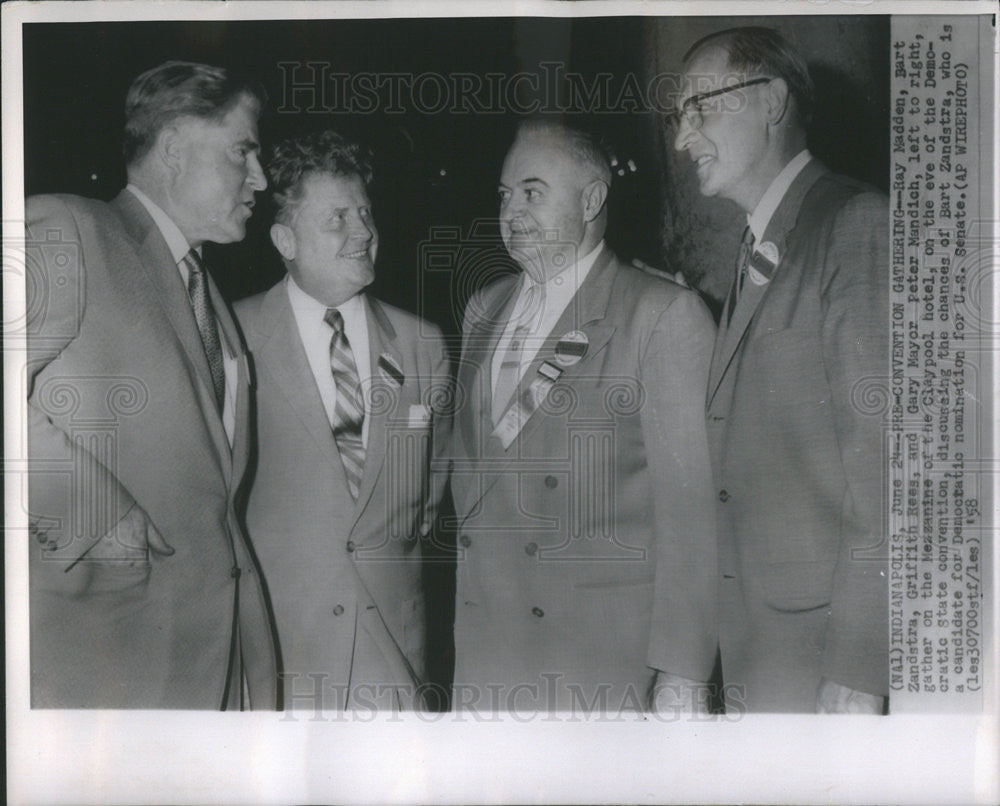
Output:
[
  {"xmin": 247, "ymin": 153, "xmax": 267, "ymax": 191},
  {"xmin": 501, "ymin": 205, "xmax": 527, "ymax": 233},
  {"xmin": 673, "ymin": 116, "xmax": 697, "ymax": 152},
  {"xmin": 351, "ymin": 214, "xmax": 375, "ymax": 242}
]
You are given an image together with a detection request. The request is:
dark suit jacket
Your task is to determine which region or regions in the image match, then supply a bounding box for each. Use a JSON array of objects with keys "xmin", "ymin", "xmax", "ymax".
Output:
[
  {"xmin": 449, "ymin": 246, "xmax": 717, "ymax": 711},
  {"xmin": 26, "ymin": 191, "xmax": 279, "ymax": 709},
  {"xmin": 235, "ymin": 282, "xmax": 451, "ymax": 710},
  {"xmin": 706, "ymin": 160, "xmax": 889, "ymax": 711}
]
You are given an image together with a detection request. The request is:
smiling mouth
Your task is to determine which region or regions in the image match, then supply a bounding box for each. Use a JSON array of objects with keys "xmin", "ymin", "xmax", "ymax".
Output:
[
  {"xmin": 506, "ymin": 226, "xmax": 537, "ymax": 240},
  {"xmin": 694, "ymin": 155, "xmax": 714, "ymax": 169},
  {"xmin": 341, "ymin": 249, "xmax": 370, "ymax": 259}
]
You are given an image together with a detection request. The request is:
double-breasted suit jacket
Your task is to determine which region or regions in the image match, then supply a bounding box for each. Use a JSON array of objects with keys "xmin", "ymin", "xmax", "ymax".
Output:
[
  {"xmin": 235, "ymin": 281, "xmax": 450, "ymax": 710},
  {"xmin": 26, "ymin": 191, "xmax": 279, "ymax": 709},
  {"xmin": 706, "ymin": 159, "xmax": 890, "ymax": 711},
  {"xmin": 449, "ymin": 246, "xmax": 718, "ymax": 711}
]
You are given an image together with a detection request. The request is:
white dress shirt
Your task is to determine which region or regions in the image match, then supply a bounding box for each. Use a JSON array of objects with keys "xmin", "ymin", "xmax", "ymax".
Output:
[
  {"xmin": 491, "ymin": 239, "xmax": 605, "ymax": 392},
  {"xmin": 285, "ymin": 275, "xmax": 372, "ymax": 448},
  {"xmin": 747, "ymin": 149, "xmax": 813, "ymax": 242},
  {"xmin": 126, "ymin": 184, "xmax": 237, "ymax": 447}
]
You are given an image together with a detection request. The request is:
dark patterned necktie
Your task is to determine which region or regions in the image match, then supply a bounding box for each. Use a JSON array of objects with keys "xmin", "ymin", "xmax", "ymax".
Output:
[
  {"xmin": 181, "ymin": 249, "xmax": 225, "ymax": 411},
  {"xmin": 324, "ymin": 308, "xmax": 366, "ymax": 500},
  {"xmin": 728, "ymin": 226, "xmax": 755, "ymax": 325}
]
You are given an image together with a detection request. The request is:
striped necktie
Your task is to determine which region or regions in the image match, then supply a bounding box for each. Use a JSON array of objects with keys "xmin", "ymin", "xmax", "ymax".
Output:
[
  {"xmin": 492, "ymin": 279, "xmax": 541, "ymax": 424},
  {"xmin": 181, "ymin": 249, "xmax": 225, "ymax": 411},
  {"xmin": 324, "ymin": 308, "xmax": 366, "ymax": 500},
  {"xmin": 728, "ymin": 226, "xmax": 755, "ymax": 325}
]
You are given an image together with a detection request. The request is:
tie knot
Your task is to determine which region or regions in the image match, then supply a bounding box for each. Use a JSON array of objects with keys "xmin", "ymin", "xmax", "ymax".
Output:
[
  {"xmin": 324, "ymin": 308, "xmax": 344, "ymax": 333},
  {"xmin": 182, "ymin": 248, "xmax": 206, "ymax": 276}
]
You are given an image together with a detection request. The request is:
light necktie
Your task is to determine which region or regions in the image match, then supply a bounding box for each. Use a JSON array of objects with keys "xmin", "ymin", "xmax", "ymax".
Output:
[
  {"xmin": 324, "ymin": 308, "xmax": 366, "ymax": 500},
  {"xmin": 181, "ymin": 249, "xmax": 225, "ymax": 411},
  {"xmin": 728, "ymin": 225, "xmax": 755, "ymax": 325},
  {"xmin": 492, "ymin": 279, "xmax": 542, "ymax": 424}
]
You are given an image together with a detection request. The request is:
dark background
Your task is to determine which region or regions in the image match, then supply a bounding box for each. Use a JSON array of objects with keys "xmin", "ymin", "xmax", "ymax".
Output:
[
  {"xmin": 23, "ymin": 16, "xmax": 889, "ymax": 329},
  {"xmin": 22, "ymin": 16, "xmax": 889, "ymax": 702}
]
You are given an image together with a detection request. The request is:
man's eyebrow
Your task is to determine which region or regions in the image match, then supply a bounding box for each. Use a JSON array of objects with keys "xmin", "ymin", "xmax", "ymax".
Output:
[
  {"xmin": 237, "ymin": 137, "xmax": 261, "ymax": 151},
  {"xmin": 520, "ymin": 177, "xmax": 549, "ymax": 187}
]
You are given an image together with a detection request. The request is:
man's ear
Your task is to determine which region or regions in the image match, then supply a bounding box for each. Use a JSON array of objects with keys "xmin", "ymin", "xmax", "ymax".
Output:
[
  {"xmin": 155, "ymin": 125, "xmax": 184, "ymax": 176},
  {"xmin": 763, "ymin": 77, "xmax": 792, "ymax": 126},
  {"xmin": 581, "ymin": 179, "xmax": 609, "ymax": 223},
  {"xmin": 270, "ymin": 222, "xmax": 296, "ymax": 261}
]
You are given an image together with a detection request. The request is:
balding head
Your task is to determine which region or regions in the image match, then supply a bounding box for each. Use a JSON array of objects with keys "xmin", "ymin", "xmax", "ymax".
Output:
[{"xmin": 498, "ymin": 120, "xmax": 611, "ymax": 280}]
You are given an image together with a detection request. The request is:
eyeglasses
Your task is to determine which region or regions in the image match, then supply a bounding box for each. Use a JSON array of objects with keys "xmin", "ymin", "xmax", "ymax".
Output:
[{"xmin": 667, "ymin": 77, "xmax": 773, "ymax": 132}]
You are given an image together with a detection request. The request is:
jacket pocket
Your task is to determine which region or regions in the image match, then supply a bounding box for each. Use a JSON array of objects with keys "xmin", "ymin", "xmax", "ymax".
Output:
[{"xmin": 759, "ymin": 560, "xmax": 835, "ymax": 612}]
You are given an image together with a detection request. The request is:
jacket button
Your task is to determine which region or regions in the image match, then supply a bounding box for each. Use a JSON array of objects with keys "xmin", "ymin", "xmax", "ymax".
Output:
[
  {"xmin": 346, "ymin": 540, "xmax": 356, "ymax": 553},
  {"xmin": 525, "ymin": 542, "xmax": 538, "ymax": 556},
  {"xmin": 719, "ymin": 489, "xmax": 730, "ymax": 503},
  {"xmin": 35, "ymin": 531, "xmax": 49, "ymax": 545},
  {"xmin": 544, "ymin": 475, "xmax": 558, "ymax": 489},
  {"xmin": 332, "ymin": 604, "xmax": 345, "ymax": 616},
  {"xmin": 531, "ymin": 606, "xmax": 544, "ymax": 618},
  {"xmin": 459, "ymin": 535, "xmax": 472, "ymax": 548},
  {"xmin": 231, "ymin": 567, "xmax": 241, "ymax": 579}
]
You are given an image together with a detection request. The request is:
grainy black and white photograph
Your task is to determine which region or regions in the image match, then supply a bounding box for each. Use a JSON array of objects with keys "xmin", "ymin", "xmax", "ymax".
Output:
[{"xmin": 3, "ymin": 1, "xmax": 997, "ymax": 803}]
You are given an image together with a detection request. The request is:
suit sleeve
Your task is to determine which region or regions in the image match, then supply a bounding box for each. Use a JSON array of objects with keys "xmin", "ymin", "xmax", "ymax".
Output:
[
  {"xmin": 640, "ymin": 288, "xmax": 719, "ymax": 682},
  {"xmin": 25, "ymin": 195, "xmax": 140, "ymax": 595},
  {"xmin": 819, "ymin": 191, "xmax": 890, "ymax": 696}
]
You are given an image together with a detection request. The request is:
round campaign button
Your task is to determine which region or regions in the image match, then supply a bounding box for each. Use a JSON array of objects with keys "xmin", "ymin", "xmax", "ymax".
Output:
[{"xmin": 554, "ymin": 330, "xmax": 588, "ymax": 367}]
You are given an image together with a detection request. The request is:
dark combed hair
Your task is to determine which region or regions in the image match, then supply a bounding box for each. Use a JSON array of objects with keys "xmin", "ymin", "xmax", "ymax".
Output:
[
  {"xmin": 123, "ymin": 60, "xmax": 267, "ymax": 165},
  {"xmin": 515, "ymin": 117, "xmax": 613, "ymax": 185},
  {"xmin": 267, "ymin": 129, "xmax": 374, "ymax": 224},
  {"xmin": 684, "ymin": 27, "xmax": 815, "ymax": 126}
]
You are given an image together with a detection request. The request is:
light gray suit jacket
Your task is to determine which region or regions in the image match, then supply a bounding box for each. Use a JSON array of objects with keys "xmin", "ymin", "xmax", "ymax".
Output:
[
  {"xmin": 235, "ymin": 281, "xmax": 450, "ymax": 710},
  {"xmin": 26, "ymin": 191, "xmax": 279, "ymax": 709},
  {"xmin": 449, "ymin": 246, "xmax": 717, "ymax": 711},
  {"xmin": 707, "ymin": 160, "xmax": 889, "ymax": 711}
]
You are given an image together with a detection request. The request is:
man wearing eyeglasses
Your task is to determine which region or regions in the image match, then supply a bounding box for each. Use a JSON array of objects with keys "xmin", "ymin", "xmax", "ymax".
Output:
[{"xmin": 674, "ymin": 27, "xmax": 889, "ymax": 713}]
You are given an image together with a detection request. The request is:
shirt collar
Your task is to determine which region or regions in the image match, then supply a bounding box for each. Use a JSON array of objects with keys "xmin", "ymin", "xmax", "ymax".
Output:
[
  {"xmin": 126, "ymin": 183, "xmax": 193, "ymax": 264},
  {"xmin": 747, "ymin": 150, "xmax": 812, "ymax": 243},
  {"xmin": 530, "ymin": 238, "xmax": 604, "ymax": 292},
  {"xmin": 286, "ymin": 273, "xmax": 366, "ymax": 324}
]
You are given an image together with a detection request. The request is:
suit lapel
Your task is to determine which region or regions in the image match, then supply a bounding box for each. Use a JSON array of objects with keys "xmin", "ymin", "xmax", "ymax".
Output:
[
  {"xmin": 485, "ymin": 246, "xmax": 618, "ymax": 460},
  {"xmin": 112, "ymin": 190, "xmax": 232, "ymax": 477},
  {"xmin": 457, "ymin": 274, "xmax": 520, "ymax": 463},
  {"xmin": 253, "ymin": 283, "xmax": 342, "ymax": 471},
  {"xmin": 349, "ymin": 296, "xmax": 400, "ymax": 532},
  {"xmin": 453, "ymin": 274, "xmax": 519, "ymax": 518},
  {"xmin": 463, "ymin": 247, "xmax": 619, "ymax": 514},
  {"xmin": 707, "ymin": 160, "xmax": 827, "ymax": 409},
  {"xmin": 212, "ymin": 282, "xmax": 253, "ymax": 482}
]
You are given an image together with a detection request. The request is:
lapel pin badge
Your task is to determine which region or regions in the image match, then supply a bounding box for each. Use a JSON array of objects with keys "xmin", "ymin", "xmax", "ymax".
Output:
[
  {"xmin": 748, "ymin": 241, "xmax": 780, "ymax": 285},
  {"xmin": 554, "ymin": 330, "xmax": 588, "ymax": 367},
  {"xmin": 377, "ymin": 352, "xmax": 405, "ymax": 386}
]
